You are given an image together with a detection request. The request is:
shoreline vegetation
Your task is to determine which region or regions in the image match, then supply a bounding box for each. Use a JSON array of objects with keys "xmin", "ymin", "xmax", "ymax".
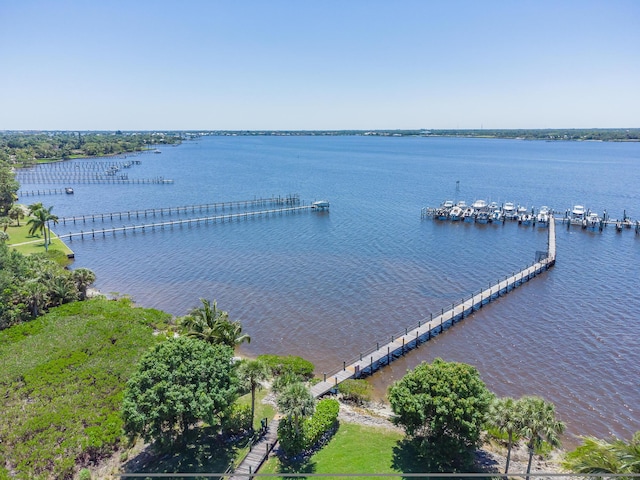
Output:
[{"xmin": 1, "ymin": 128, "xmax": 639, "ymax": 168}]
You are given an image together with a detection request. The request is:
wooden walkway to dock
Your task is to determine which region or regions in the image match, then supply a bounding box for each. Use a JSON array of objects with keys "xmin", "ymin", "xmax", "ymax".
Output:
[
  {"xmin": 310, "ymin": 216, "xmax": 557, "ymax": 398},
  {"xmin": 228, "ymin": 418, "xmax": 280, "ymax": 480},
  {"xmin": 57, "ymin": 205, "xmax": 315, "ymax": 241},
  {"xmin": 57, "ymin": 195, "xmax": 301, "ymax": 225}
]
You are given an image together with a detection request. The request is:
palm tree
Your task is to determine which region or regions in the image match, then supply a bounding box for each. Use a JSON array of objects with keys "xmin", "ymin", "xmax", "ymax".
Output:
[
  {"xmin": 72, "ymin": 267, "xmax": 96, "ymax": 300},
  {"xmin": 48, "ymin": 275, "xmax": 78, "ymax": 306},
  {"xmin": 23, "ymin": 280, "xmax": 49, "ymax": 317},
  {"xmin": 486, "ymin": 396, "xmax": 522, "ymax": 474},
  {"xmin": 563, "ymin": 431, "xmax": 640, "ymax": 474},
  {"xmin": 518, "ymin": 396, "xmax": 565, "ymax": 480},
  {"xmin": 276, "ymin": 381, "xmax": 315, "ymax": 434},
  {"xmin": 237, "ymin": 359, "xmax": 269, "ymax": 431},
  {"xmin": 179, "ymin": 298, "xmax": 250, "ymax": 348},
  {"xmin": 26, "ymin": 205, "xmax": 58, "ymax": 251},
  {"xmin": 28, "ymin": 202, "xmax": 44, "ymax": 215}
]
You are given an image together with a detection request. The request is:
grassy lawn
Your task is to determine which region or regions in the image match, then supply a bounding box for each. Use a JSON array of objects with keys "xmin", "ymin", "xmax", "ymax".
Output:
[
  {"xmin": 236, "ymin": 388, "xmax": 277, "ymax": 431},
  {"xmin": 5, "ymin": 222, "xmax": 74, "ymax": 260},
  {"xmin": 261, "ymin": 422, "xmax": 408, "ymax": 478}
]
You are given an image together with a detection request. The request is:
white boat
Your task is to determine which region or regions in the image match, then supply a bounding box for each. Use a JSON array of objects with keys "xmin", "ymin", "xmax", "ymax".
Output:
[
  {"xmin": 503, "ymin": 202, "xmax": 517, "ymax": 220},
  {"xmin": 441, "ymin": 200, "xmax": 454, "ymax": 209},
  {"xmin": 449, "ymin": 205, "xmax": 463, "ymax": 221},
  {"xmin": 570, "ymin": 205, "xmax": 586, "ymax": 225},
  {"xmin": 463, "ymin": 206, "xmax": 475, "ymax": 222},
  {"xmin": 518, "ymin": 213, "xmax": 533, "ymax": 226},
  {"xmin": 311, "ymin": 200, "xmax": 330, "ymax": 209},
  {"xmin": 491, "ymin": 209, "xmax": 503, "ymax": 223},
  {"xmin": 472, "ymin": 199, "xmax": 487, "ymax": 210},
  {"xmin": 584, "ymin": 212, "xmax": 602, "ymax": 230},
  {"xmin": 488, "ymin": 201, "xmax": 499, "ymax": 210},
  {"xmin": 536, "ymin": 206, "xmax": 550, "ymax": 226},
  {"xmin": 65, "ymin": 187, "xmax": 74, "ymax": 194},
  {"xmin": 475, "ymin": 211, "xmax": 490, "ymax": 224}
]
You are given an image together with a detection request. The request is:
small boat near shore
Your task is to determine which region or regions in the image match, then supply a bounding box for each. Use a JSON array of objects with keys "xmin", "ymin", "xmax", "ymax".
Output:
[{"xmin": 65, "ymin": 187, "xmax": 74, "ymax": 194}]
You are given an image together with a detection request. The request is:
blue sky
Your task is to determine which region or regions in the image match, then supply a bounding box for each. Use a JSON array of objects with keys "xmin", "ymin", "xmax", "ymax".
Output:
[{"xmin": 1, "ymin": 0, "xmax": 638, "ymax": 130}]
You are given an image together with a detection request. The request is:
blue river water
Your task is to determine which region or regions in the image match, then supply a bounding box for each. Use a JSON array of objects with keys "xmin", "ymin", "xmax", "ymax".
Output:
[{"xmin": 17, "ymin": 135, "xmax": 640, "ymax": 446}]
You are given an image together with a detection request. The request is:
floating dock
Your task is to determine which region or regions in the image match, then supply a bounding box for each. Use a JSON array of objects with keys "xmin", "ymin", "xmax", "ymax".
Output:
[{"xmin": 310, "ymin": 216, "xmax": 556, "ymax": 398}]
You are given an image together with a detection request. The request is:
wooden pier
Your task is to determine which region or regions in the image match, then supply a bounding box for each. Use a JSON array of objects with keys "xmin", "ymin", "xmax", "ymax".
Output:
[
  {"xmin": 58, "ymin": 205, "xmax": 315, "ymax": 241},
  {"xmin": 310, "ymin": 216, "xmax": 557, "ymax": 398},
  {"xmin": 18, "ymin": 188, "xmax": 68, "ymax": 197},
  {"xmin": 57, "ymin": 195, "xmax": 301, "ymax": 225}
]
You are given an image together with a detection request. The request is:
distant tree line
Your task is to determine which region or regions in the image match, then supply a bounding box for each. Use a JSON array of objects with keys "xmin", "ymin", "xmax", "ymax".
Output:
[{"xmin": 0, "ymin": 131, "xmax": 182, "ymax": 166}]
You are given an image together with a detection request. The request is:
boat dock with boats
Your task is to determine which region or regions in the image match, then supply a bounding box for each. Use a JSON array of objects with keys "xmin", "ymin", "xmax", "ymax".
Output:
[{"xmin": 422, "ymin": 200, "xmax": 638, "ymax": 234}]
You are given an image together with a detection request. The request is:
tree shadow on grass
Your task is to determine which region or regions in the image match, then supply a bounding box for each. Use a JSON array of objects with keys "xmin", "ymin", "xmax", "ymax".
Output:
[
  {"xmin": 121, "ymin": 426, "xmax": 246, "ymax": 480},
  {"xmin": 391, "ymin": 437, "xmax": 500, "ymax": 480}
]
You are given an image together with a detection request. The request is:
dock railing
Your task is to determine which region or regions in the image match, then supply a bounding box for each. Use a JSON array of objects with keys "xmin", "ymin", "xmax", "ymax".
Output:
[{"xmin": 311, "ymin": 216, "xmax": 556, "ymax": 398}]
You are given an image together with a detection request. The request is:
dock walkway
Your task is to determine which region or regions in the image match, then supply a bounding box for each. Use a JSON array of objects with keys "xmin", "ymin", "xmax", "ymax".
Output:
[
  {"xmin": 57, "ymin": 195, "xmax": 300, "ymax": 225},
  {"xmin": 58, "ymin": 205, "xmax": 314, "ymax": 241},
  {"xmin": 310, "ymin": 216, "xmax": 556, "ymax": 398},
  {"xmin": 228, "ymin": 419, "xmax": 280, "ymax": 480}
]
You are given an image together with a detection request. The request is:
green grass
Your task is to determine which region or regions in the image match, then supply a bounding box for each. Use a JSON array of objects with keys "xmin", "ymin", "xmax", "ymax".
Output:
[
  {"xmin": 236, "ymin": 388, "xmax": 277, "ymax": 431},
  {"xmin": 260, "ymin": 423, "xmax": 406, "ymax": 478},
  {"xmin": 0, "ymin": 298, "xmax": 171, "ymax": 479},
  {"xmin": 5, "ymin": 222, "xmax": 74, "ymax": 259}
]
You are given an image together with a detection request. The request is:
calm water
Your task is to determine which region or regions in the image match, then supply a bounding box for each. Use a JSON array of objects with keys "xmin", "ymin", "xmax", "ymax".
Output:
[{"xmin": 18, "ymin": 136, "xmax": 640, "ymax": 446}]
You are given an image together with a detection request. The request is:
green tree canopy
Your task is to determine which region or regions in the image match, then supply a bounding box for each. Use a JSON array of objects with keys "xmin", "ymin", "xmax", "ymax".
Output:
[
  {"xmin": 388, "ymin": 358, "xmax": 493, "ymax": 469},
  {"xmin": 0, "ymin": 162, "xmax": 19, "ymax": 216},
  {"xmin": 122, "ymin": 336, "xmax": 238, "ymax": 448}
]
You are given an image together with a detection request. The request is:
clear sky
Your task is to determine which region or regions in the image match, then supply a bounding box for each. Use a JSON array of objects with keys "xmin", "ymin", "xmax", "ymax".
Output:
[{"xmin": 1, "ymin": 0, "xmax": 639, "ymax": 130}]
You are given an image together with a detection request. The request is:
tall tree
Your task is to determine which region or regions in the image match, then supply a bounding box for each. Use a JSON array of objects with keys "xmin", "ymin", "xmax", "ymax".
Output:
[
  {"xmin": 26, "ymin": 205, "xmax": 58, "ymax": 251},
  {"xmin": 518, "ymin": 396, "xmax": 565, "ymax": 480},
  {"xmin": 486, "ymin": 396, "xmax": 523, "ymax": 474},
  {"xmin": 276, "ymin": 381, "xmax": 315, "ymax": 455},
  {"xmin": 237, "ymin": 359, "xmax": 269, "ymax": 431},
  {"xmin": 388, "ymin": 358, "xmax": 493, "ymax": 469},
  {"xmin": 0, "ymin": 162, "xmax": 19, "ymax": 216},
  {"xmin": 8, "ymin": 205, "xmax": 25, "ymax": 226},
  {"xmin": 122, "ymin": 337, "xmax": 237, "ymax": 449}
]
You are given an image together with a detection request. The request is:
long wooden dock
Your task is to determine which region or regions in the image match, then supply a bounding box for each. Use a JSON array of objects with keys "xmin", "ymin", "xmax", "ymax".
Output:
[
  {"xmin": 310, "ymin": 216, "xmax": 556, "ymax": 398},
  {"xmin": 57, "ymin": 195, "xmax": 301, "ymax": 225},
  {"xmin": 57, "ymin": 205, "xmax": 315, "ymax": 241}
]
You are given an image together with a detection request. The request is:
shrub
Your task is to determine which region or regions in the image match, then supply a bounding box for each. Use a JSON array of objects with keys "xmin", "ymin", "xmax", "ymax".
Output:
[
  {"xmin": 221, "ymin": 404, "xmax": 252, "ymax": 436},
  {"xmin": 277, "ymin": 399, "xmax": 340, "ymax": 458},
  {"xmin": 79, "ymin": 468, "xmax": 92, "ymax": 480},
  {"xmin": 338, "ymin": 379, "xmax": 372, "ymax": 404},
  {"xmin": 257, "ymin": 354, "xmax": 314, "ymax": 379},
  {"xmin": 304, "ymin": 399, "xmax": 339, "ymax": 448}
]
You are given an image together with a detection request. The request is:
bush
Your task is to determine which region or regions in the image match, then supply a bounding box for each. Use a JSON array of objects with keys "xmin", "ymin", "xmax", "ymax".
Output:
[
  {"xmin": 221, "ymin": 404, "xmax": 252, "ymax": 436},
  {"xmin": 79, "ymin": 468, "xmax": 92, "ymax": 480},
  {"xmin": 304, "ymin": 399, "xmax": 339, "ymax": 448},
  {"xmin": 277, "ymin": 399, "xmax": 340, "ymax": 458},
  {"xmin": 338, "ymin": 379, "xmax": 372, "ymax": 404},
  {"xmin": 257, "ymin": 354, "xmax": 314, "ymax": 379}
]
